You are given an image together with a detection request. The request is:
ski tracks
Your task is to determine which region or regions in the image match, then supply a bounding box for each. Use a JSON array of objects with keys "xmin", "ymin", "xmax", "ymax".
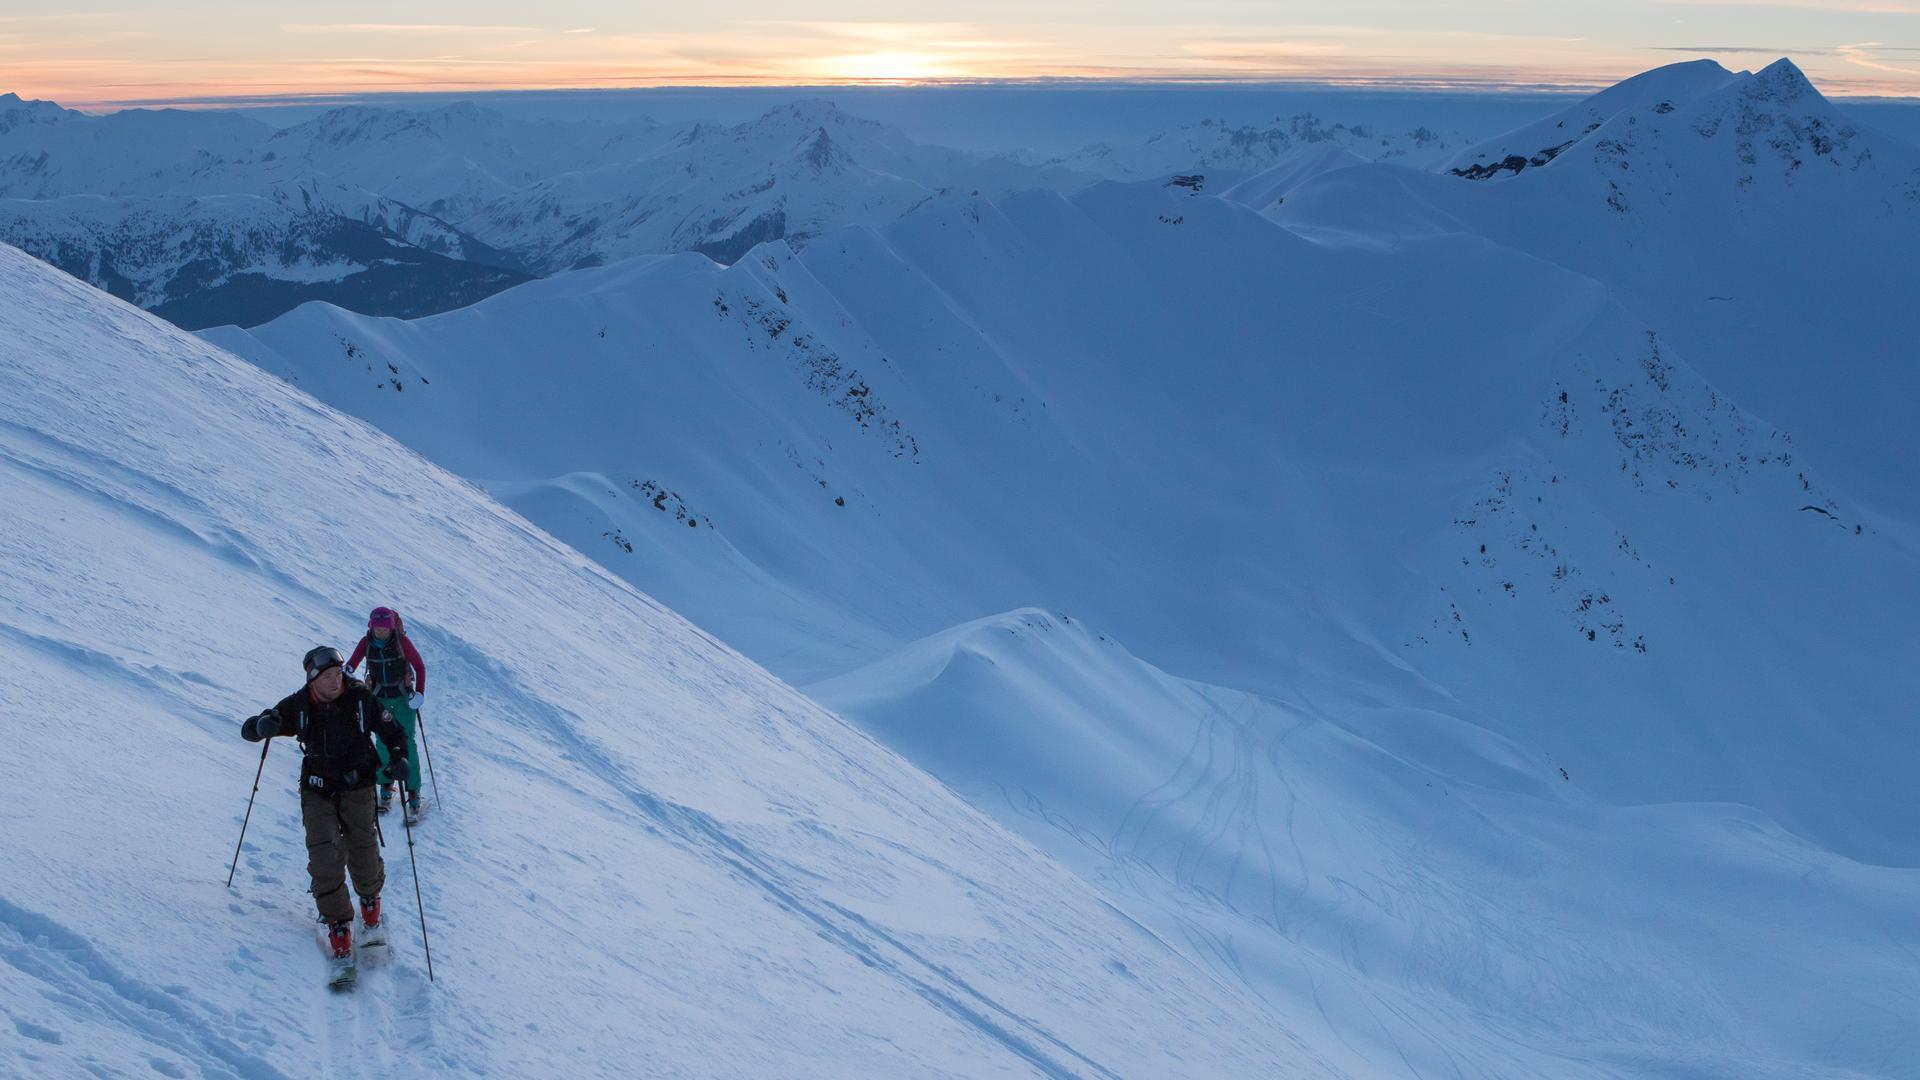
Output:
[{"xmin": 467, "ymin": 644, "xmax": 1123, "ymax": 1080}]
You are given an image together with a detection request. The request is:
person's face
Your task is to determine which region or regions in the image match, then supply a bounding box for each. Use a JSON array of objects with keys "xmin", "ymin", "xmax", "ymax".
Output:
[
  {"xmin": 372, "ymin": 627, "xmax": 392, "ymax": 641},
  {"xmin": 310, "ymin": 665, "xmax": 346, "ymax": 702}
]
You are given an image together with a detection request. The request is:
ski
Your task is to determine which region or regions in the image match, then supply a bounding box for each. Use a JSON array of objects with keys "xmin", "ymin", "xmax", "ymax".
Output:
[{"xmin": 327, "ymin": 954, "xmax": 358, "ymax": 991}]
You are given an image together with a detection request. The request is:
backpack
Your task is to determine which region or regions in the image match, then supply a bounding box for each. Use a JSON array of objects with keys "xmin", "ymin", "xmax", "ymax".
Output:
[{"xmin": 361, "ymin": 611, "xmax": 416, "ymax": 696}]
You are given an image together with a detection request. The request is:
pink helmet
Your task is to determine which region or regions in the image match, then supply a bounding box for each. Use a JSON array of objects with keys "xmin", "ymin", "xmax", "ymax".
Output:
[{"xmin": 368, "ymin": 606, "xmax": 397, "ymax": 630}]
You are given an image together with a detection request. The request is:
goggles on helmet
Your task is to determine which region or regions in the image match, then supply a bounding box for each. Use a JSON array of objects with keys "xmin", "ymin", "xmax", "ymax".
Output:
[{"xmin": 303, "ymin": 646, "xmax": 345, "ymax": 682}]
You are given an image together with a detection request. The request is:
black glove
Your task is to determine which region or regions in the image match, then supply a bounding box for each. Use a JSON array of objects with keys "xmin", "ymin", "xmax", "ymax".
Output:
[
  {"xmin": 388, "ymin": 756, "xmax": 409, "ymax": 783},
  {"xmin": 244, "ymin": 709, "xmax": 280, "ymax": 741}
]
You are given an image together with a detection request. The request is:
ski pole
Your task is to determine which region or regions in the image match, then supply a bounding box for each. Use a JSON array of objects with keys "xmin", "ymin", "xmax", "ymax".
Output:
[
  {"xmin": 401, "ymin": 782, "xmax": 434, "ymax": 982},
  {"xmin": 416, "ymin": 701, "xmax": 442, "ymax": 809},
  {"xmin": 226, "ymin": 739, "xmax": 270, "ymax": 888}
]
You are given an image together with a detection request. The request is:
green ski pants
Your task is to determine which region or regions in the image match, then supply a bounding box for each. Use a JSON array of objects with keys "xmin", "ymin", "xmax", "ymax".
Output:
[{"xmin": 373, "ymin": 695, "xmax": 423, "ymax": 793}]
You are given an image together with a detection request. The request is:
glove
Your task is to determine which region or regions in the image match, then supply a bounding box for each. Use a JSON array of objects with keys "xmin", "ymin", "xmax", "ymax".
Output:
[
  {"xmin": 408, "ymin": 692, "xmax": 423, "ymax": 711},
  {"xmin": 388, "ymin": 756, "xmax": 409, "ymax": 782},
  {"xmin": 246, "ymin": 709, "xmax": 280, "ymax": 740}
]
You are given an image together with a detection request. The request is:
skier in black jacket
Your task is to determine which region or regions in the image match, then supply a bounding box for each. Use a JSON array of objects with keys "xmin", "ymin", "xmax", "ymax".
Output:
[{"xmin": 241, "ymin": 645, "xmax": 410, "ymax": 959}]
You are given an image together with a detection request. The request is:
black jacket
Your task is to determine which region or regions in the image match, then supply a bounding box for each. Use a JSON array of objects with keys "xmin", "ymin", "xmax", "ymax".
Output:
[{"xmin": 243, "ymin": 679, "xmax": 408, "ymax": 793}]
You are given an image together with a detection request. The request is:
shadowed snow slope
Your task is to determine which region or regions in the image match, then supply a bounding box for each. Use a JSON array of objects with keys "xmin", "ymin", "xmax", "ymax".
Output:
[
  {"xmin": 212, "ymin": 167, "xmax": 1920, "ymax": 869},
  {"xmin": 1289, "ymin": 58, "xmax": 1920, "ymax": 512},
  {"xmin": 813, "ymin": 608, "xmax": 1920, "ymax": 1078},
  {"xmin": 0, "ymin": 243, "xmax": 1330, "ymax": 1078},
  {"xmin": 1217, "ymin": 144, "xmax": 1368, "ymax": 212}
]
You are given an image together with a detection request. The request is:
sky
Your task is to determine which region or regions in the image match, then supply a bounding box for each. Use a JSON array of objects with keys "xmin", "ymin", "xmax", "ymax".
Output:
[{"xmin": 2, "ymin": 1, "xmax": 1918, "ymax": 109}]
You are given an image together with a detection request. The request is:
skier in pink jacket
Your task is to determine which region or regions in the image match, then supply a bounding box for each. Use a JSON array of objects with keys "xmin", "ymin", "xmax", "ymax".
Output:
[{"xmin": 346, "ymin": 606, "xmax": 428, "ymax": 820}]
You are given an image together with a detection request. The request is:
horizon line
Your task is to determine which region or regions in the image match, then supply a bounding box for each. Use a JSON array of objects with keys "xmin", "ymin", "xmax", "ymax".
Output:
[{"xmin": 29, "ymin": 70, "xmax": 1920, "ymax": 113}]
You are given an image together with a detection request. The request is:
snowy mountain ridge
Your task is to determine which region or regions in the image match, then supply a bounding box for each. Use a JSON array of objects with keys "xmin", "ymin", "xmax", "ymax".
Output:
[
  {"xmin": 1059, "ymin": 110, "xmax": 1468, "ymax": 182},
  {"xmin": 0, "ymin": 87, "xmax": 1514, "ymax": 327},
  {"xmin": 1276, "ymin": 57, "xmax": 1920, "ymax": 510}
]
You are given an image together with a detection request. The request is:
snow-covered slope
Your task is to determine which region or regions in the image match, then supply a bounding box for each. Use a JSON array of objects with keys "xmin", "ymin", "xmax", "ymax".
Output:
[
  {"xmin": 211, "ymin": 168, "xmax": 1920, "ymax": 874},
  {"xmin": 0, "ymin": 242, "xmax": 1327, "ymax": 1077},
  {"xmin": 1440, "ymin": 59, "xmax": 1740, "ymax": 179},
  {"xmin": 1217, "ymin": 144, "xmax": 1368, "ymax": 212},
  {"xmin": 1283, "ymin": 58, "xmax": 1920, "ymax": 511},
  {"xmin": 813, "ymin": 609, "xmax": 1920, "ymax": 1078}
]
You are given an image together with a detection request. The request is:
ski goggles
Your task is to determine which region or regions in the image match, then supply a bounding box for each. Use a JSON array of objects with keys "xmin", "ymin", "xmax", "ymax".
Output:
[{"xmin": 303, "ymin": 646, "xmax": 346, "ymax": 681}]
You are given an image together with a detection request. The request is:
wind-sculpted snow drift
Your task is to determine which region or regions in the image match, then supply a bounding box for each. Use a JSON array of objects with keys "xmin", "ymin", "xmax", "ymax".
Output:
[
  {"xmin": 814, "ymin": 609, "xmax": 1920, "ymax": 1077},
  {"xmin": 0, "ymin": 244, "xmax": 1329, "ymax": 1077}
]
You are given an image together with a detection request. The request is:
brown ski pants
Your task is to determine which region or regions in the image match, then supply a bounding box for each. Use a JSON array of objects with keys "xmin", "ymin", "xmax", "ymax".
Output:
[{"xmin": 301, "ymin": 785, "xmax": 384, "ymax": 924}]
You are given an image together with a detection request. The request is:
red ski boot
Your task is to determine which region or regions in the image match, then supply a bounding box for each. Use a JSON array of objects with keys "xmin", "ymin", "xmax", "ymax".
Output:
[
  {"xmin": 359, "ymin": 896, "xmax": 381, "ymax": 930},
  {"xmin": 326, "ymin": 920, "xmax": 353, "ymax": 959}
]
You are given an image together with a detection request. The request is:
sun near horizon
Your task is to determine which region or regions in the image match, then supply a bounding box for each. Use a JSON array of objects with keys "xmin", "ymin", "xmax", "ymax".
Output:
[{"xmin": 3, "ymin": 4, "xmax": 1918, "ymax": 111}]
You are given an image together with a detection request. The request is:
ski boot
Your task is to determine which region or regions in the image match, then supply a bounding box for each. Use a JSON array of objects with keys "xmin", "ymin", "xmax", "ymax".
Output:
[
  {"xmin": 326, "ymin": 920, "xmax": 353, "ymax": 960},
  {"xmin": 377, "ymin": 783, "xmax": 395, "ymax": 815},
  {"xmin": 359, "ymin": 896, "xmax": 381, "ymax": 930},
  {"xmin": 404, "ymin": 794, "xmax": 424, "ymax": 825}
]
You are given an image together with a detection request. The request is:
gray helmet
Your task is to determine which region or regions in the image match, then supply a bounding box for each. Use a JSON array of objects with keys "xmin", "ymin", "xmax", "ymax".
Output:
[{"xmin": 303, "ymin": 645, "xmax": 345, "ymax": 682}]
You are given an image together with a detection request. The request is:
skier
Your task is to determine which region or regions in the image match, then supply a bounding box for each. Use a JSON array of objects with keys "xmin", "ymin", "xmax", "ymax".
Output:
[
  {"xmin": 346, "ymin": 606, "xmax": 427, "ymax": 821},
  {"xmin": 240, "ymin": 645, "xmax": 409, "ymax": 962}
]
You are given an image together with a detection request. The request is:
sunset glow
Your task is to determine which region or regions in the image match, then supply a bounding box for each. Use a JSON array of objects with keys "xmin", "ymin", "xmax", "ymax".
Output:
[
  {"xmin": 2, "ymin": 4, "xmax": 1917, "ymax": 108},
  {"xmin": 816, "ymin": 52, "xmax": 951, "ymax": 83}
]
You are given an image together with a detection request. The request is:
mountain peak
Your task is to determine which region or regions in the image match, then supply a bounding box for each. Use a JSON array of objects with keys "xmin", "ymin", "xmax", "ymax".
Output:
[
  {"xmin": 0, "ymin": 91, "xmax": 69, "ymax": 114},
  {"xmin": 771, "ymin": 98, "xmax": 847, "ymax": 125},
  {"xmin": 1745, "ymin": 56, "xmax": 1818, "ymax": 104},
  {"xmin": 1443, "ymin": 58, "xmax": 1745, "ymax": 178},
  {"xmin": 0, "ymin": 91, "xmax": 73, "ymax": 133},
  {"xmin": 797, "ymin": 126, "xmax": 852, "ymax": 172},
  {"xmin": 281, "ymin": 101, "xmax": 504, "ymax": 149},
  {"xmin": 750, "ymin": 99, "xmax": 889, "ymax": 141}
]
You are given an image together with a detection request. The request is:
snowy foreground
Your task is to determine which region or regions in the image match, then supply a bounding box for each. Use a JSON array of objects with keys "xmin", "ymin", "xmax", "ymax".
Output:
[
  {"xmin": 0, "ymin": 245, "xmax": 1325, "ymax": 1076},
  {"xmin": 5, "ymin": 57, "xmax": 1920, "ymax": 1079}
]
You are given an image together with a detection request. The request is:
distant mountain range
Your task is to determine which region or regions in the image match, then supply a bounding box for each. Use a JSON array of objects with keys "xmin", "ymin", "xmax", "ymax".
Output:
[{"xmin": 0, "ymin": 89, "xmax": 1490, "ymax": 328}]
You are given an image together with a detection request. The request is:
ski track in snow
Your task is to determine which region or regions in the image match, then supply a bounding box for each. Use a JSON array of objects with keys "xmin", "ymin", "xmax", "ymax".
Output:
[{"xmin": 432, "ymin": 626, "xmax": 1117, "ymax": 1080}]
